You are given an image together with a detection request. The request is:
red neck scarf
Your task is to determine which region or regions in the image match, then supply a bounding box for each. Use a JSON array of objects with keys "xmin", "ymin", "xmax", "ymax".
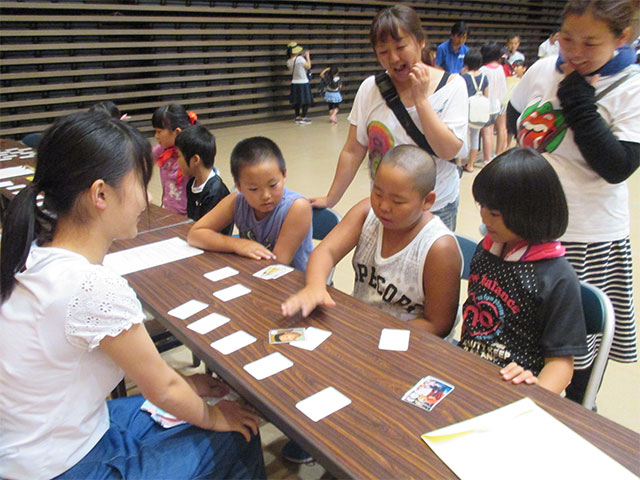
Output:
[{"xmin": 156, "ymin": 146, "xmax": 183, "ymax": 183}]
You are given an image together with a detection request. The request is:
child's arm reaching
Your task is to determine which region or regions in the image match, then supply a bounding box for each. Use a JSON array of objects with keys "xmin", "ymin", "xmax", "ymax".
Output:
[
  {"xmin": 499, "ymin": 356, "xmax": 574, "ymax": 394},
  {"xmin": 281, "ymin": 199, "xmax": 369, "ymax": 317},
  {"xmin": 409, "ymin": 235, "xmax": 461, "ymax": 337},
  {"xmin": 187, "ymin": 192, "xmax": 275, "ymax": 260},
  {"xmin": 271, "ymin": 197, "xmax": 312, "ymax": 266}
]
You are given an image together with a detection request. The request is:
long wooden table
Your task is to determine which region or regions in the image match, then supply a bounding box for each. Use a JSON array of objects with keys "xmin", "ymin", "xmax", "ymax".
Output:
[{"xmin": 111, "ymin": 223, "xmax": 640, "ymax": 479}]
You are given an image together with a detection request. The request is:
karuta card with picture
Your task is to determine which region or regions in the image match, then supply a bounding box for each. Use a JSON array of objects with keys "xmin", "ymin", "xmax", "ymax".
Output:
[
  {"xmin": 253, "ymin": 264, "xmax": 294, "ymax": 280},
  {"xmin": 402, "ymin": 376, "xmax": 454, "ymax": 412},
  {"xmin": 268, "ymin": 328, "xmax": 306, "ymax": 344}
]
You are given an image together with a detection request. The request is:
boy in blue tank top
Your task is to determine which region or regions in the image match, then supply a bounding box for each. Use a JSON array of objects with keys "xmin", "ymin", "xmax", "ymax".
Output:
[{"xmin": 188, "ymin": 136, "xmax": 313, "ymax": 272}]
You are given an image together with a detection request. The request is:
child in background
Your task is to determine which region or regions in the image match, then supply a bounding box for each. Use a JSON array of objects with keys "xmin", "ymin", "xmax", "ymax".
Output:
[
  {"xmin": 188, "ymin": 136, "xmax": 313, "ymax": 272},
  {"xmin": 175, "ymin": 125, "xmax": 232, "ymax": 229},
  {"xmin": 151, "ymin": 103, "xmax": 195, "ymax": 215},
  {"xmin": 461, "ymin": 49, "xmax": 490, "ymax": 173},
  {"xmin": 282, "ymin": 145, "xmax": 461, "ymax": 338},
  {"xmin": 459, "ymin": 148, "xmax": 587, "ymax": 394},
  {"xmin": 480, "ymin": 41, "xmax": 508, "ymax": 162},
  {"xmin": 319, "ymin": 66, "xmax": 343, "ymax": 123},
  {"xmin": 88, "ymin": 100, "xmax": 129, "ymax": 121}
]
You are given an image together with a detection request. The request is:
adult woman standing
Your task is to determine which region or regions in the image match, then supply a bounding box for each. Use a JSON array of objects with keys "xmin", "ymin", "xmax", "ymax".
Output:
[
  {"xmin": 287, "ymin": 42, "xmax": 313, "ymax": 124},
  {"xmin": 0, "ymin": 112, "xmax": 265, "ymax": 479},
  {"xmin": 509, "ymin": 0, "xmax": 639, "ymax": 403},
  {"xmin": 310, "ymin": 5, "xmax": 468, "ymax": 231}
]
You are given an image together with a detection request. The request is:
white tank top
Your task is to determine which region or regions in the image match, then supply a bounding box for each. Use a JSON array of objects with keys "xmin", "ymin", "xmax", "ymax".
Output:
[{"xmin": 352, "ymin": 209, "xmax": 454, "ymax": 321}]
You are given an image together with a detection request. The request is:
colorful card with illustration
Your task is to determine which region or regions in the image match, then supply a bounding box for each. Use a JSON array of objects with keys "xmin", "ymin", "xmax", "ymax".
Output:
[
  {"xmin": 268, "ymin": 327, "xmax": 306, "ymax": 344},
  {"xmin": 253, "ymin": 264, "xmax": 294, "ymax": 280},
  {"xmin": 402, "ymin": 376, "xmax": 454, "ymax": 412}
]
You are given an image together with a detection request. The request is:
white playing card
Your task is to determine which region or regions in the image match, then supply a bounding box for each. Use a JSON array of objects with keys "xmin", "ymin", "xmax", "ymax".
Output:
[
  {"xmin": 210, "ymin": 330, "xmax": 256, "ymax": 355},
  {"xmin": 187, "ymin": 312, "xmax": 230, "ymax": 334},
  {"xmin": 213, "ymin": 284, "xmax": 251, "ymax": 302},
  {"xmin": 243, "ymin": 352, "xmax": 294, "ymax": 380},
  {"xmin": 290, "ymin": 327, "xmax": 332, "ymax": 351},
  {"xmin": 0, "ymin": 180, "xmax": 13, "ymax": 188},
  {"xmin": 296, "ymin": 386, "xmax": 351, "ymax": 422},
  {"xmin": 253, "ymin": 264, "xmax": 294, "ymax": 280},
  {"xmin": 204, "ymin": 266, "xmax": 239, "ymax": 282},
  {"xmin": 6, "ymin": 184, "xmax": 26, "ymax": 191},
  {"xmin": 167, "ymin": 299, "xmax": 208, "ymax": 320},
  {"xmin": 378, "ymin": 328, "xmax": 411, "ymax": 351}
]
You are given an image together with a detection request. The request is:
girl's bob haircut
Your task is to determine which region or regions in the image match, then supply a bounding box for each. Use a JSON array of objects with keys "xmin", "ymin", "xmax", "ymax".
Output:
[{"xmin": 473, "ymin": 148, "xmax": 569, "ymax": 244}]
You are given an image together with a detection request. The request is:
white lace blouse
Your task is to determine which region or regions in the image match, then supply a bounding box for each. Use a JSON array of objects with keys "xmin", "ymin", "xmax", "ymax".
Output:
[{"xmin": 0, "ymin": 245, "xmax": 145, "ymax": 479}]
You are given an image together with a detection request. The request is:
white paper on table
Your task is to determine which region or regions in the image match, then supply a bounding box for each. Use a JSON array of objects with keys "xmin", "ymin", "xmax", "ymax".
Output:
[
  {"xmin": 290, "ymin": 327, "xmax": 332, "ymax": 351},
  {"xmin": 103, "ymin": 237, "xmax": 203, "ymax": 275},
  {"xmin": 213, "ymin": 284, "xmax": 251, "ymax": 302},
  {"xmin": 0, "ymin": 165, "xmax": 32, "ymax": 180},
  {"xmin": 421, "ymin": 397, "xmax": 636, "ymax": 480},
  {"xmin": 204, "ymin": 266, "xmax": 239, "ymax": 282},
  {"xmin": 210, "ymin": 330, "xmax": 256, "ymax": 355},
  {"xmin": 0, "ymin": 180, "xmax": 13, "ymax": 188},
  {"xmin": 167, "ymin": 299, "xmax": 208, "ymax": 320},
  {"xmin": 243, "ymin": 352, "xmax": 294, "ymax": 380},
  {"xmin": 6, "ymin": 184, "xmax": 26, "ymax": 191},
  {"xmin": 378, "ymin": 328, "xmax": 410, "ymax": 351},
  {"xmin": 295, "ymin": 386, "xmax": 351, "ymax": 422},
  {"xmin": 187, "ymin": 312, "xmax": 230, "ymax": 334}
]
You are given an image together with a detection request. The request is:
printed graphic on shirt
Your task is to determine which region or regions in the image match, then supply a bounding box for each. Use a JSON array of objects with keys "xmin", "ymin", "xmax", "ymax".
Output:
[
  {"xmin": 460, "ymin": 252, "xmax": 544, "ymax": 373},
  {"xmin": 518, "ymin": 101, "xmax": 566, "ymax": 152},
  {"xmin": 354, "ymin": 263, "xmax": 422, "ymax": 314},
  {"xmin": 367, "ymin": 121, "xmax": 394, "ymax": 175}
]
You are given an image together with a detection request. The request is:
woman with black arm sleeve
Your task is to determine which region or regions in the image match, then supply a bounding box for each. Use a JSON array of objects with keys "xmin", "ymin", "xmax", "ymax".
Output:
[{"xmin": 507, "ymin": 0, "xmax": 639, "ymax": 405}]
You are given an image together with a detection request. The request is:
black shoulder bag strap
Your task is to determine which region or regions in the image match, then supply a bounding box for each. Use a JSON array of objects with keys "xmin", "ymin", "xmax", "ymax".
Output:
[{"xmin": 375, "ymin": 71, "xmax": 452, "ymax": 158}]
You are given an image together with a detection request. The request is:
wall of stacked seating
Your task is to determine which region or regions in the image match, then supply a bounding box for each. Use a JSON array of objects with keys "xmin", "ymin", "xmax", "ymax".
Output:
[{"xmin": 0, "ymin": 0, "xmax": 565, "ymax": 138}]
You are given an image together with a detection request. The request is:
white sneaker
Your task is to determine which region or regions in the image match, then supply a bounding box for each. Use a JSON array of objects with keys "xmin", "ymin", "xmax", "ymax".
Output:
[{"xmin": 301, "ymin": 117, "xmax": 312, "ymax": 125}]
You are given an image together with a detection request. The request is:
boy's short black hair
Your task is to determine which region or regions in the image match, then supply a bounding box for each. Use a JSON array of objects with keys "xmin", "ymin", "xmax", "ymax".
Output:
[
  {"xmin": 451, "ymin": 21, "xmax": 469, "ymax": 36},
  {"xmin": 463, "ymin": 49, "xmax": 483, "ymax": 70},
  {"xmin": 175, "ymin": 124, "xmax": 216, "ymax": 168},
  {"xmin": 230, "ymin": 136, "xmax": 286, "ymax": 183},
  {"xmin": 511, "ymin": 59, "xmax": 525, "ymax": 67},
  {"xmin": 480, "ymin": 41, "xmax": 503, "ymax": 63},
  {"xmin": 472, "ymin": 148, "xmax": 568, "ymax": 244}
]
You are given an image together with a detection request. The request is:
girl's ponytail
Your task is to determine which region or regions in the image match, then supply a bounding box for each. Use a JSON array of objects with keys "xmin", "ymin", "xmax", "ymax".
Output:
[{"xmin": 1, "ymin": 183, "xmax": 40, "ymax": 302}]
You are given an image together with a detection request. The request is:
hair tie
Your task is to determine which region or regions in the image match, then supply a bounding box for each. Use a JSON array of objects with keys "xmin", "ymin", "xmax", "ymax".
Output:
[{"xmin": 188, "ymin": 111, "xmax": 198, "ymax": 125}]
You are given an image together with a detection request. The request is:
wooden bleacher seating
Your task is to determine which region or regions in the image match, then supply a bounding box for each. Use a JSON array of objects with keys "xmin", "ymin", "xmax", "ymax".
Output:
[{"xmin": 0, "ymin": 0, "xmax": 564, "ymax": 138}]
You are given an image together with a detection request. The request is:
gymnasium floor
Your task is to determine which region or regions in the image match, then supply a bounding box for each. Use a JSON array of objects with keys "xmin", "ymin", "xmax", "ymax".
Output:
[{"xmin": 147, "ymin": 113, "xmax": 639, "ymax": 478}]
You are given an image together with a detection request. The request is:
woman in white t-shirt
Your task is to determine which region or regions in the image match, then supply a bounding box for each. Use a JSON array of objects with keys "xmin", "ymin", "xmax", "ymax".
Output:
[
  {"xmin": 286, "ymin": 42, "xmax": 313, "ymax": 124},
  {"xmin": 0, "ymin": 112, "xmax": 265, "ymax": 479},
  {"xmin": 508, "ymin": 0, "xmax": 639, "ymax": 404},
  {"xmin": 310, "ymin": 5, "xmax": 468, "ymax": 231}
]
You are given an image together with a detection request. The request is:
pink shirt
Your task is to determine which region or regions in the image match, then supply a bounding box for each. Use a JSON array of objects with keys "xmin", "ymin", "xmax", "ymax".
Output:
[{"xmin": 152, "ymin": 144, "xmax": 188, "ymax": 215}]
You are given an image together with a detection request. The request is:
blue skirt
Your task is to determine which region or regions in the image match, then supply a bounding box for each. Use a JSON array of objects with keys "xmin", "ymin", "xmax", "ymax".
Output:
[
  {"xmin": 324, "ymin": 90, "xmax": 342, "ymax": 104},
  {"xmin": 290, "ymin": 83, "xmax": 314, "ymax": 106}
]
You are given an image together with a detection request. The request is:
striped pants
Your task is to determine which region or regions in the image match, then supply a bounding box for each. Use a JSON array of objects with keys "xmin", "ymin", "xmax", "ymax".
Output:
[{"xmin": 564, "ymin": 237, "xmax": 637, "ymax": 368}]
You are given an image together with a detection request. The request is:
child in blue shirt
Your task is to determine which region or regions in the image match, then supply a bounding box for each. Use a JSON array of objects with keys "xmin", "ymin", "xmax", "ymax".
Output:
[{"xmin": 188, "ymin": 136, "xmax": 313, "ymax": 271}]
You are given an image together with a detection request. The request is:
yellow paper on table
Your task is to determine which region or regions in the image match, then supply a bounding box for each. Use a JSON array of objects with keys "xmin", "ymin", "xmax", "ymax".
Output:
[{"xmin": 422, "ymin": 398, "xmax": 636, "ymax": 480}]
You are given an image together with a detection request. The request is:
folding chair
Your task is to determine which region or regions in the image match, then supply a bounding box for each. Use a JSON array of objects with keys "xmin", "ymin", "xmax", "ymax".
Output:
[
  {"xmin": 455, "ymin": 233, "xmax": 478, "ymax": 280},
  {"xmin": 311, "ymin": 207, "xmax": 342, "ymax": 285},
  {"xmin": 446, "ymin": 234, "xmax": 479, "ymax": 343},
  {"xmin": 580, "ymin": 281, "xmax": 615, "ymax": 411}
]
